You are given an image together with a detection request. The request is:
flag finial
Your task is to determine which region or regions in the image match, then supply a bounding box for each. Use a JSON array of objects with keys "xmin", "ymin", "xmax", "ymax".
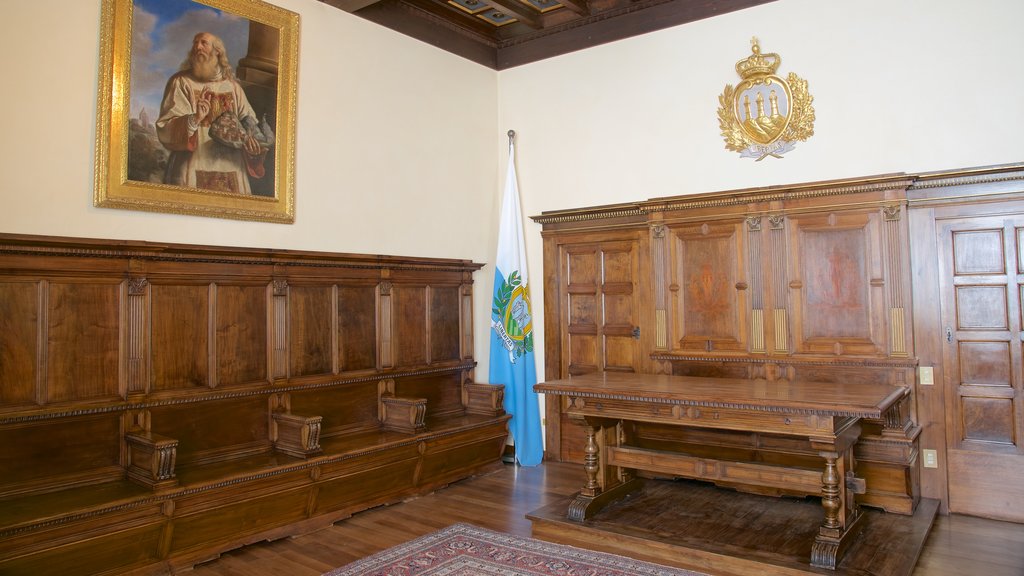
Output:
[{"xmin": 507, "ymin": 130, "xmax": 515, "ymax": 145}]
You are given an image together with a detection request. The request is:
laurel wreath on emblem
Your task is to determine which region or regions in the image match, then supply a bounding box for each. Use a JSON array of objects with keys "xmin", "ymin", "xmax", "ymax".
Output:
[
  {"xmin": 492, "ymin": 271, "xmax": 534, "ymax": 358},
  {"xmin": 717, "ymin": 39, "xmax": 815, "ymax": 160}
]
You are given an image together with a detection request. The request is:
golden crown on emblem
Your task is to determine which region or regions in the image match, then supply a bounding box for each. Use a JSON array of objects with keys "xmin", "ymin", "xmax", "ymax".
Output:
[{"xmin": 735, "ymin": 37, "xmax": 781, "ymax": 79}]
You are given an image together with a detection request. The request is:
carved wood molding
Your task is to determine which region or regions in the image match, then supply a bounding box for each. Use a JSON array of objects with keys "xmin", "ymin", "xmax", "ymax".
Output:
[
  {"xmin": 0, "ymin": 237, "xmax": 484, "ymax": 274},
  {"xmin": 0, "ymin": 364, "xmax": 477, "ymax": 425},
  {"xmin": 562, "ymin": 391, "xmax": 899, "ymax": 418},
  {"xmin": 648, "ymin": 353, "xmax": 918, "ymax": 369},
  {"xmin": 0, "ymin": 415, "xmax": 508, "ymax": 539}
]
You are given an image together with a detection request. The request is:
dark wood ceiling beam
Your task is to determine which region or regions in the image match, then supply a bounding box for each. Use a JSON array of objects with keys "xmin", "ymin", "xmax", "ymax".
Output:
[
  {"xmin": 555, "ymin": 0, "xmax": 588, "ymax": 16},
  {"xmin": 484, "ymin": 0, "xmax": 542, "ymax": 29},
  {"xmin": 319, "ymin": 0, "xmax": 387, "ymax": 13}
]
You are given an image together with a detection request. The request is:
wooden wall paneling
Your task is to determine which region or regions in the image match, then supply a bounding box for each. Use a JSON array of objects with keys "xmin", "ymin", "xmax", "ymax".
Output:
[
  {"xmin": 393, "ymin": 284, "xmax": 428, "ymax": 367},
  {"xmin": 151, "ymin": 282, "xmax": 210, "ymax": 391},
  {"xmin": 292, "ymin": 381, "xmax": 380, "ymax": 437},
  {"xmin": 151, "ymin": 396, "xmax": 271, "ymax": 468},
  {"xmin": 0, "ymin": 415, "xmax": 122, "ymax": 496},
  {"xmin": 214, "ymin": 283, "xmax": 269, "ymax": 387},
  {"xmin": 46, "ymin": 280, "xmax": 122, "ymax": 403},
  {"xmin": 339, "ymin": 282, "xmax": 379, "ymax": 372},
  {"xmin": 907, "ymin": 202, "xmax": 950, "ymax": 513},
  {"xmin": 0, "ymin": 280, "xmax": 39, "ymax": 407},
  {"xmin": 430, "ymin": 284, "xmax": 461, "ymax": 364},
  {"xmin": 394, "ymin": 372, "xmax": 464, "ymax": 418},
  {"xmin": 787, "ymin": 209, "xmax": 887, "ymax": 357},
  {"xmin": 287, "ymin": 284, "xmax": 334, "ymax": 379},
  {"xmin": 460, "ymin": 279, "xmax": 474, "ymax": 363},
  {"xmin": 668, "ymin": 218, "xmax": 748, "ymax": 354}
]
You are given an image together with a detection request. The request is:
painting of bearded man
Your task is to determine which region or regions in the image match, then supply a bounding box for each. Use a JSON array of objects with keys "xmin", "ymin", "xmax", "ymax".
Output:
[{"xmin": 156, "ymin": 31, "xmax": 269, "ymax": 194}]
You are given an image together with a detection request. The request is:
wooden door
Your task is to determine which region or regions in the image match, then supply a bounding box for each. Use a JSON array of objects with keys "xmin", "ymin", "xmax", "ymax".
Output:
[
  {"xmin": 561, "ymin": 240, "xmax": 642, "ymax": 376},
  {"xmin": 548, "ymin": 237, "xmax": 643, "ymax": 461},
  {"xmin": 938, "ymin": 215, "xmax": 1024, "ymax": 522}
]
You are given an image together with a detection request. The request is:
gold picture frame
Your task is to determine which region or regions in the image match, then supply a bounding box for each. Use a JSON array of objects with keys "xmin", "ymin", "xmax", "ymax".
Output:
[{"xmin": 95, "ymin": 0, "xmax": 299, "ymax": 223}]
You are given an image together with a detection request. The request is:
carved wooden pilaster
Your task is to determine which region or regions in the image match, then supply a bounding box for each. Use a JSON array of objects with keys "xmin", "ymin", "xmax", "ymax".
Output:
[
  {"xmin": 379, "ymin": 280, "xmax": 393, "ymax": 368},
  {"xmin": 883, "ymin": 205, "xmax": 908, "ymax": 356},
  {"xmin": 272, "ymin": 279, "xmax": 288, "ymax": 379},
  {"xmin": 651, "ymin": 224, "xmax": 669, "ymax": 350},
  {"xmin": 461, "ymin": 279, "xmax": 474, "ymax": 361},
  {"xmin": 127, "ymin": 277, "xmax": 149, "ymax": 394},
  {"xmin": 746, "ymin": 217, "xmax": 766, "ymax": 353},
  {"xmin": 769, "ymin": 215, "xmax": 789, "ymax": 353}
]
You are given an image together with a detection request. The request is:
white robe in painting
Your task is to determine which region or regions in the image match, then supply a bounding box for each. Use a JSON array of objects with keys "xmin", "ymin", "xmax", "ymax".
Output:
[{"xmin": 156, "ymin": 72, "xmax": 265, "ymax": 194}]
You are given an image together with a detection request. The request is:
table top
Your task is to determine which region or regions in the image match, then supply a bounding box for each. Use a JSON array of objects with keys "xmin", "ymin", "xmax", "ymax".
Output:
[{"xmin": 534, "ymin": 372, "xmax": 908, "ymax": 418}]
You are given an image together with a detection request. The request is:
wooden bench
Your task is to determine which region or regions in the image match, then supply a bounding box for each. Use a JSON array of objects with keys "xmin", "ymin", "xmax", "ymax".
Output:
[{"xmin": 0, "ymin": 234, "xmax": 508, "ymax": 575}]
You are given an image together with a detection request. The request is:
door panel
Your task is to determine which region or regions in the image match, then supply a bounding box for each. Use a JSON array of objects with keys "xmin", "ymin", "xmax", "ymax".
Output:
[
  {"xmin": 938, "ymin": 216, "xmax": 1024, "ymax": 521},
  {"xmin": 557, "ymin": 238, "xmax": 642, "ymax": 461}
]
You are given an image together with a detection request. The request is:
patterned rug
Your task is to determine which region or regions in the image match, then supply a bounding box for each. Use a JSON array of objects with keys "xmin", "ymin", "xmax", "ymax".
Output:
[{"xmin": 322, "ymin": 523, "xmax": 707, "ymax": 576}]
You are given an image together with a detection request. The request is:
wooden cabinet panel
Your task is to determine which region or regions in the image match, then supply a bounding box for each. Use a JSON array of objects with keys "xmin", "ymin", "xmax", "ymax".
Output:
[
  {"xmin": 215, "ymin": 285, "xmax": 268, "ymax": 387},
  {"xmin": 338, "ymin": 284, "xmax": 377, "ymax": 372},
  {"xmin": 46, "ymin": 281, "xmax": 121, "ymax": 402},
  {"xmin": 788, "ymin": 211, "xmax": 887, "ymax": 356},
  {"xmin": 152, "ymin": 284, "xmax": 209, "ymax": 391},
  {"xmin": 288, "ymin": 285, "xmax": 333, "ymax": 378},
  {"xmin": 0, "ymin": 281, "xmax": 37, "ymax": 406},
  {"xmin": 669, "ymin": 220, "xmax": 747, "ymax": 353}
]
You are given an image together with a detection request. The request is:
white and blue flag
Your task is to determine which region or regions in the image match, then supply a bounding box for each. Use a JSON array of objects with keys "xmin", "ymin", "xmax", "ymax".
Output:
[{"xmin": 489, "ymin": 138, "xmax": 543, "ymax": 466}]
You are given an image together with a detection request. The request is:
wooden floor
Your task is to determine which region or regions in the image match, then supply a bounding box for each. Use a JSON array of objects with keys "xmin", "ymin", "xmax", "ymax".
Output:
[{"xmin": 190, "ymin": 461, "xmax": 1024, "ymax": 576}]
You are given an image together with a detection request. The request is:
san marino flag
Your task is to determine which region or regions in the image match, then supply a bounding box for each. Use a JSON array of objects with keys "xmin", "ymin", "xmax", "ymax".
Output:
[{"xmin": 489, "ymin": 137, "xmax": 543, "ymax": 466}]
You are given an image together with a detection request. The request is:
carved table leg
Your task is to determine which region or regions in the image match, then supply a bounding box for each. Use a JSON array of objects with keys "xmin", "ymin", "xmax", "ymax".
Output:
[
  {"xmin": 811, "ymin": 448, "xmax": 864, "ymax": 570},
  {"xmin": 566, "ymin": 418, "xmax": 641, "ymax": 522},
  {"xmin": 581, "ymin": 424, "xmax": 600, "ymax": 497}
]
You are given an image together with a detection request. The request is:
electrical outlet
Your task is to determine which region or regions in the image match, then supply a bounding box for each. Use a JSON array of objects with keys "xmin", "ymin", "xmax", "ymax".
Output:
[
  {"xmin": 919, "ymin": 366, "xmax": 934, "ymax": 386},
  {"xmin": 922, "ymin": 449, "xmax": 938, "ymax": 468}
]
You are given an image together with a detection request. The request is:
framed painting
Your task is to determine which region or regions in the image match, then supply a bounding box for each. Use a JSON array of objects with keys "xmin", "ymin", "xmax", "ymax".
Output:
[{"xmin": 95, "ymin": 0, "xmax": 299, "ymax": 223}]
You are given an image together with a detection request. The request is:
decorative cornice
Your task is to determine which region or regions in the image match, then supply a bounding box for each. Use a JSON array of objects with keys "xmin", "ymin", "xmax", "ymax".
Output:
[
  {"xmin": 0, "ymin": 364, "xmax": 477, "ymax": 425},
  {"xmin": 0, "ymin": 243, "xmax": 483, "ymax": 273},
  {"xmin": 531, "ymin": 177, "xmax": 916, "ymax": 227},
  {"xmin": 908, "ymin": 168, "xmax": 1024, "ymax": 191},
  {"xmin": 531, "ymin": 206, "xmax": 646, "ymax": 225}
]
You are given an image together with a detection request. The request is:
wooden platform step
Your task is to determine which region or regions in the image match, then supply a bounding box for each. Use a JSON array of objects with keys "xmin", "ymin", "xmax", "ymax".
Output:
[{"xmin": 528, "ymin": 478, "xmax": 938, "ymax": 576}]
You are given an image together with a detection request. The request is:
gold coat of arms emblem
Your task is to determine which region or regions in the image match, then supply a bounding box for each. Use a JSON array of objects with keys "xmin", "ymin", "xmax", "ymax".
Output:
[{"xmin": 718, "ymin": 38, "xmax": 815, "ymax": 160}]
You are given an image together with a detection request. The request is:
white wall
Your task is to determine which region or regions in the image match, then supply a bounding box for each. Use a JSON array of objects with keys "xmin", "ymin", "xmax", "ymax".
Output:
[
  {"xmin": 1, "ymin": 0, "xmax": 1021, "ymax": 387},
  {"xmin": 499, "ymin": 0, "xmax": 1024, "ymax": 378},
  {"xmin": 0, "ymin": 0, "xmax": 499, "ymax": 374}
]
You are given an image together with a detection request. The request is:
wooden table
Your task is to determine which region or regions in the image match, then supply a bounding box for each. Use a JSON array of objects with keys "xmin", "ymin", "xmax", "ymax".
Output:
[{"xmin": 535, "ymin": 372, "xmax": 910, "ymax": 570}]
